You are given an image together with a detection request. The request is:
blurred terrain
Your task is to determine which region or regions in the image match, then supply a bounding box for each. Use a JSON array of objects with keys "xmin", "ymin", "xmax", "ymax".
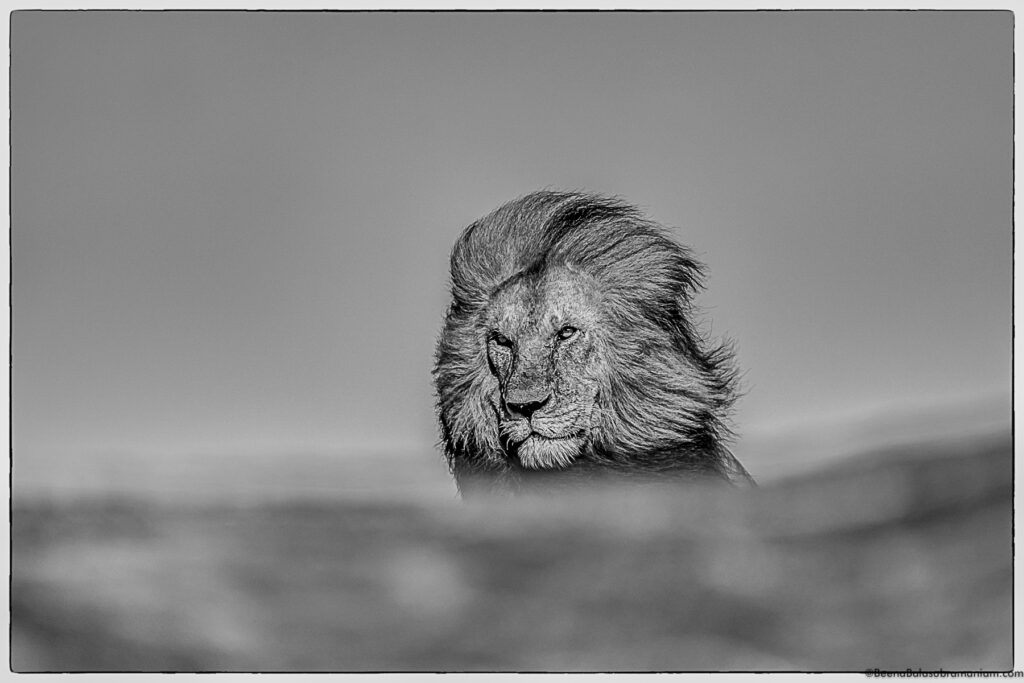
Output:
[{"xmin": 11, "ymin": 403, "xmax": 1013, "ymax": 672}]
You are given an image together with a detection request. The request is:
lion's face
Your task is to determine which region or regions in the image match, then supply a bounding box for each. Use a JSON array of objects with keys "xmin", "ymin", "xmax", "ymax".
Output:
[
  {"xmin": 436, "ymin": 192, "xmax": 749, "ymax": 494},
  {"xmin": 483, "ymin": 266, "xmax": 604, "ymax": 470}
]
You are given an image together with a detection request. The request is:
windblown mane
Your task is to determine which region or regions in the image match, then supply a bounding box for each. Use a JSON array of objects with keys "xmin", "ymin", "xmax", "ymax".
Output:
[{"xmin": 434, "ymin": 191, "xmax": 749, "ymax": 492}]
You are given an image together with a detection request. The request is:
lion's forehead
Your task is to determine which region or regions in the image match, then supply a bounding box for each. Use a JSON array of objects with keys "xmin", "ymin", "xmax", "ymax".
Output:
[
  {"xmin": 487, "ymin": 266, "xmax": 602, "ymax": 336},
  {"xmin": 487, "ymin": 286, "xmax": 532, "ymax": 331},
  {"xmin": 537, "ymin": 268, "xmax": 602, "ymax": 324}
]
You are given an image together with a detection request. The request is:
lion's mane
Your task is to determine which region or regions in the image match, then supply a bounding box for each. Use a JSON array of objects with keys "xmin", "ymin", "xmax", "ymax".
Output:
[{"xmin": 433, "ymin": 191, "xmax": 751, "ymax": 495}]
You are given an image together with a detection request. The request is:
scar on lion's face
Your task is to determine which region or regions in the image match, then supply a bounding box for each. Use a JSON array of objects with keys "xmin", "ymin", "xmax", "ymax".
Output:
[{"xmin": 483, "ymin": 267, "xmax": 602, "ymax": 470}]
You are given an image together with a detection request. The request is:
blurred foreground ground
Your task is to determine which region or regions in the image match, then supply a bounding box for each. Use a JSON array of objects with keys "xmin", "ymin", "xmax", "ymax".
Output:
[{"xmin": 11, "ymin": 427, "xmax": 1012, "ymax": 672}]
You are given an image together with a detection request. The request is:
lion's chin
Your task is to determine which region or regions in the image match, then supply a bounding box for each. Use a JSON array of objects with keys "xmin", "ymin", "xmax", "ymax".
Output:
[{"xmin": 513, "ymin": 434, "xmax": 582, "ymax": 470}]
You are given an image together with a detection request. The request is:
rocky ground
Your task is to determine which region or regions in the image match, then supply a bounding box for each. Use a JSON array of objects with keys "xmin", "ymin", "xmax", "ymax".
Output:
[{"xmin": 11, "ymin": 431, "xmax": 1012, "ymax": 672}]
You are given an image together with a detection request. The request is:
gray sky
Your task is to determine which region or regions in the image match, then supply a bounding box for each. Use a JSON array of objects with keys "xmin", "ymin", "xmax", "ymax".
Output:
[{"xmin": 12, "ymin": 11, "xmax": 1011, "ymax": 463}]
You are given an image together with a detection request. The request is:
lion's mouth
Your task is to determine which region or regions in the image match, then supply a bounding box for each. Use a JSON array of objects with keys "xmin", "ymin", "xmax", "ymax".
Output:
[
  {"xmin": 493, "ymin": 399, "xmax": 590, "ymax": 469},
  {"xmin": 514, "ymin": 433, "xmax": 583, "ymax": 469},
  {"xmin": 498, "ymin": 424, "xmax": 585, "ymax": 470},
  {"xmin": 499, "ymin": 418, "xmax": 578, "ymax": 444}
]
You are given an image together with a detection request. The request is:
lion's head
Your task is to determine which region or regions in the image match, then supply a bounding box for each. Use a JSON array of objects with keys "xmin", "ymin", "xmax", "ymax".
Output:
[{"xmin": 433, "ymin": 191, "xmax": 752, "ymax": 495}]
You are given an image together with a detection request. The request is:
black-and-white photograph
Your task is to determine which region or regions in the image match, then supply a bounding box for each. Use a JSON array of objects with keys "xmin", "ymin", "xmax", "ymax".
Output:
[{"xmin": 10, "ymin": 9, "xmax": 1013, "ymax": 673}]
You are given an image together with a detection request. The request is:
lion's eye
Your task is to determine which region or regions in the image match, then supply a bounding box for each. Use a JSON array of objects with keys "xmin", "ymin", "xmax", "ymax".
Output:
[
  {"xmin": 557, "ymin": 326, "xmax": 579, "ymax": 340},
  {"xmin": 491, "ymin": 332, "xmax": 513, "ymax": 347}
]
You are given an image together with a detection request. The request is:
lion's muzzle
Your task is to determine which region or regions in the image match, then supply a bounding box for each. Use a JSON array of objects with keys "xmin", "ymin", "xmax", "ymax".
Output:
[{"xmin": 503, "ymin": 392, "xmax": 551, "ymax": 420}]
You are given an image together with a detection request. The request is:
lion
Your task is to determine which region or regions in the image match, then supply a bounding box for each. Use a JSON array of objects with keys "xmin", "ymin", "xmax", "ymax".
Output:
[{"xmin": 433, "ymin": 191, "xmax": 754, "ymax": 496}]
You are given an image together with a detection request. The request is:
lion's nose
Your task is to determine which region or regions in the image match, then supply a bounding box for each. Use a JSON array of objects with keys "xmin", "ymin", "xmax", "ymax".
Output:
[{"xmin": 504, "ymin": 394, "xmax": 550, "ymax": 420}]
